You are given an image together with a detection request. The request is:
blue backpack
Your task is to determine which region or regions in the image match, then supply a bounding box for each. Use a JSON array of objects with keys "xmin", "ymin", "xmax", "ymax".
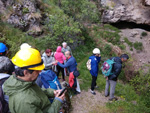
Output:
[
  {"xmin": 101, "ymin": 58, "xmax": 115, "ymax": 76},
  {"xmin": 39, "ymin": 70, "xmax": 62, "ymax": 90}
]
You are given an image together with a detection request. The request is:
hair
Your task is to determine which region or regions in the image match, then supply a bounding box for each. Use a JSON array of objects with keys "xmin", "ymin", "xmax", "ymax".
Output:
[
  {"xmin": 120, "ymin": 54, "xmax": 129, "ymax": 59},
  {"xmin": 62, "ymin": 42, "xmax": 67, "ymax": 46},
  {"xmin": 14, "ymin": 67, "xmax": 34, "ymax": 77},
  {"xmin": 65, "ymin": 51, "xmax": 71, "ymax": 56},
  {"xmin": 0, "ymin": 51, "xmax": 6, "ymax": 56},
  {"xmin": 0, "ymin": 56, "xmax": 15, "ymax": 74},
  {"xmin": 45, "ymin": 49, "xmax": 52, "ymax": 53}
]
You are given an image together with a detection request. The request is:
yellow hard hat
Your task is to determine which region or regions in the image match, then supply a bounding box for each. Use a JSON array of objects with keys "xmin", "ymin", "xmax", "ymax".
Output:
[{"xmin": 12, "ymin": 48, "xmax": 45, "ymax": 70}]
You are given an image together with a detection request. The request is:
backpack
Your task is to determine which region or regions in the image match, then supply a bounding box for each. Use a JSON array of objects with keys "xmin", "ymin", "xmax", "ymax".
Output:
[
  {"xmin": 39, "ymin": 70, "xmax": 62, "ymax": 90},
  {"xmin": 86, "ymin": 59, "xmax": 91, "ymax": 70},
  {"xmin": 69, "ymin": 72, "xmax": 77, "ymax": 88},
  {"xmin": 0, "ymin": 78, "xmax": 9, "ymax": 113},
  {"xmin": 101, "ymin": 58, "xmax": 115, "ymax": 76}
]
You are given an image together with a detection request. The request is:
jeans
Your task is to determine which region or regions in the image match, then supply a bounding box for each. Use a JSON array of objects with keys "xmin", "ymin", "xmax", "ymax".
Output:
[{"xmin": 105, "ymin": 80, "xmax": 117, "ymax": 99}]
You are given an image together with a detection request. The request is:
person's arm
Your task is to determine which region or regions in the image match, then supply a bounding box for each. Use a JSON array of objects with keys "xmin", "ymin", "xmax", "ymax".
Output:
[
  {"xmin": 97, "ymin": 56, "xmax": 101, "ymax": 63},
  {"xmin": 111, "ymin": 63, "xmax": 122, "ymax": 78},
  {"xmin": 68, "ymin": 46, "xmax": 73, "ymax": 56},
  {"xmin": 57, "ymin": 60, "xmax": 72, "ymax": 68},
  {"xmin": 62, "ymin": 54, "xmax": 66, "ymax": 61},
  {"xmin": 42, "ymin": 88, "xmax": 55, "ymax": 98},
  {"xmin": 17, "ymin": 98, "xmax": 62, "ymax": 113}
]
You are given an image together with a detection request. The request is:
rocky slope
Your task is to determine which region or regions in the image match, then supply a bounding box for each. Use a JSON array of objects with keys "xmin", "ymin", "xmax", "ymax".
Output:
[
  {"xmin": 0, "ymin": 0, "xmax": 42, "ymax": 36},
  {"xmin": 102, "ymin": 0, "xmax": 150, "ymax": 25}
]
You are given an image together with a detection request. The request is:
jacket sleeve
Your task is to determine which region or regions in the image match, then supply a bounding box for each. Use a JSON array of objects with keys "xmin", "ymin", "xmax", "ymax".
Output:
[
  {"xmin": 17, "ymin": 98, "xmax": 61, "ymax": 113},
  {"xmin": 57, "ymin": 60, "xmax": 72, "ymax": 68},
  {"xmin": 97, "ymin": 56, "xmax": 101, "ymax": 63},
  {"xmin": 42, "ymin": 57, "xmax": 53, "ymax": 67},
  {"xmin": 42, "ymin": 88, "xmax": 55, "ymax": 98},
  {"xmin": 62, "ymin": 54, "xmax": 66, "ymax": 61},
  {"xmin": 110, "ymin": 63, "xmax": 122, "ymax": 79}
]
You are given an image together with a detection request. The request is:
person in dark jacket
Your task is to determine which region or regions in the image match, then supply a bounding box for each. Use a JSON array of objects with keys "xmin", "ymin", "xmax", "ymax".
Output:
[
  {"xmin": 105, "ymin": 54, "xmax": 129, "ymax": 101},
  {"xmin": 89, "ymin": 48, "xmax": 101, "ymax": 95}
]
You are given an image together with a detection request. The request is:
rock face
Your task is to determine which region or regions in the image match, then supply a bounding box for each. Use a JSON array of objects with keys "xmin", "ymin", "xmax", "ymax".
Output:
[
  {"xmin": 102, "ymin": 0, "xmax": 150, "ymax": 25},
  {"xmin": 0, "ymin": 0, "xmax": 42, "ymax": 36}
]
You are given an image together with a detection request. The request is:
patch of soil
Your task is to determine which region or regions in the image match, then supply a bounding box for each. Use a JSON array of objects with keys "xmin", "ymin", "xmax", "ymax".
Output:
[
  {"xmin": 120, "ymin": 28, "xmax": 150, "ymax": 71},
  {"xmin": 70, "ymin": 89, "xmax": 109, "ymax": 113}
]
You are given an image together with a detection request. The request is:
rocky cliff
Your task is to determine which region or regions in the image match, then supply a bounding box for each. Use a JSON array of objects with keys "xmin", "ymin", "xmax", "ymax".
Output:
[
  {"xmin": 102, "ymin": 0, "xmax": 150, "ymax": 25},
  {"xmin": 0, "ymin": 0, "xmax": 42, "ymax": 36}
]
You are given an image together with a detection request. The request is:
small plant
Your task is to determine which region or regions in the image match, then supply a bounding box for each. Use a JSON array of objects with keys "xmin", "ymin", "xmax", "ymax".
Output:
[
  {"xmin": 118, "ymin": 44, "xmax": 126, "ymax": 50},
  {"xmin": 130, "ymin": 48, "xmax": 133, "ymax": 51},
  {"xmin": 22, "ymin": 7, "xmax": 29, "ymax": 14},
  {"xmin": 124, "ymin": 37, "xmax": 133, "ymax": 47},
  {"xmin": 133, "ymin": 42, "xmax": 143, "ymax": 51},
  {"xmin": 141, "ymin": 32, "xmax": 148, "ymax": 37}
]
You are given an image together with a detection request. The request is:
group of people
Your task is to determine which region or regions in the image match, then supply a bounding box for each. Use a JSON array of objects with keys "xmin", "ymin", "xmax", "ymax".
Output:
[
  {"xmin": 88, "ymin": 48, "xmax": 129, "ymax": 101},
  {"xmin": 0, "ymin": 41, "xmax": 129, "ymax": 113}
]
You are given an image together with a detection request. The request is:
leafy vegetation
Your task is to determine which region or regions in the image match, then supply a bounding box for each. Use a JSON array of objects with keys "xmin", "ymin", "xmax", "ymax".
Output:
[
  {"xmin": 141, "ymin": 32, "xmax": 148, "ymax": 37},
  {"xmin": 133, "ymin": 42, "xmax": 143, "ymax": 51}
]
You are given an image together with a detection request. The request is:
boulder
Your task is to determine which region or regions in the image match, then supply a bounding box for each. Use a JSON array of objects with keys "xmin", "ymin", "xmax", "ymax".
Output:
[{"xmin": 0, "ymin": 0, "xmax": 43, "ymax": 36}]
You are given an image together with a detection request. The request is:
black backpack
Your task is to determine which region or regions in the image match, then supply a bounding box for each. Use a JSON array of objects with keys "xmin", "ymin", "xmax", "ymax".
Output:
[{"xmin": 0, "ymin": 78, "xmax": 9, "ymax": 113}]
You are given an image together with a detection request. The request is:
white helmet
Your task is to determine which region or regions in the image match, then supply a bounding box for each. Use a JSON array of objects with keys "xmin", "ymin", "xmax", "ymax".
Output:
[
  {"xmin": 20, "ymin": 43, "xmax": 31, "ymax": 50},
  {"xmin": 93, "ymin": 48, "xmax": 100, "ymax": 54}
]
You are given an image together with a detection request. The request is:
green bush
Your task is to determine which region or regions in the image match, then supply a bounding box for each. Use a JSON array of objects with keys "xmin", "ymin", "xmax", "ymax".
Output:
[
  {"xmin": 141, "ymin": 32, "xmax": 148, "ymax": 37},
  {"xmin": 0, "ymin": 22, "xmax": 37, "ymax": 58},
  {"xmin": 133, "ymin": 42, "xmax": 143, "ymax": 51},
  {"xmin": 60, "ymin": 0, "xmax": 100, "ymax": 23}
]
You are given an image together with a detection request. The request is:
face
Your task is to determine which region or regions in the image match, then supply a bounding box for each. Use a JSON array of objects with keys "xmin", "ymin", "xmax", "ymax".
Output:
[
  {"xmin": 63, "ymin": 44, "xmax": 67, "ymax": 48},
  {"xmin": 95, "ymin": 54, "xmax": 100, "ymax": 57},
  {"xmin": 65, "ymin": 52, "xmax": 69, "ymax": 58},
  {"xmin": 121, "ymin": 58, "xmax": 128, "ymax": 62},
  {"xmin": 24, "ymin": 70, "xmax": 41, "ymax": 82},
  {"xmin": 46, "ymin": 52, "xmax": 51, "ymax": 57}
]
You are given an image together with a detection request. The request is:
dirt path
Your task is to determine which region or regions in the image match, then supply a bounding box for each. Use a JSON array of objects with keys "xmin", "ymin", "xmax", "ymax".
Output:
[{"xmin": 70, "ymin": 89, "xmax": 110, "ymax": 113}]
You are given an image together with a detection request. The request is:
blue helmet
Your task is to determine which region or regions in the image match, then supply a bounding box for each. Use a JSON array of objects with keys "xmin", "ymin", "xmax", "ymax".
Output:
[{"xmin": 0, "ymin": 43, "xmax": 8, "ymax": 53}]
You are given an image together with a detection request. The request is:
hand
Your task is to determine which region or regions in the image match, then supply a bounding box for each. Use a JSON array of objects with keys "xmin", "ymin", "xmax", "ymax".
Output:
[
  {"xmin": 55, "ymin": 60, "xmax": 58, "ymax": 64},
  {"xmin": 55, "ymin": 89, "xmax": 66, "ymax": 101},
  {"xmin": 54, "ymin": 90, "xmax": 61, "ymax": 96},
  {"xmin": 106, "ymin": 77, "xmax": 108, "ymax": 80},
  {"xmin": 99, "ymin": 54, "xmax": 101, "ymax": 57}
]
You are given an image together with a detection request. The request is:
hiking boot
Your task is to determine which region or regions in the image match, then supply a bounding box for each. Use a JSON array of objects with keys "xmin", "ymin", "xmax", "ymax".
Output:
[
  {"xmin": 95, "ymin": 86, "xmax": 99, "ymax": 89},
  {"xmin": 90, "ymin": 89, "xmax": 96, "ymax": 95},
  {"xmin": 109, "ymin": 97, "xmax": 118, "ymax": 101}
]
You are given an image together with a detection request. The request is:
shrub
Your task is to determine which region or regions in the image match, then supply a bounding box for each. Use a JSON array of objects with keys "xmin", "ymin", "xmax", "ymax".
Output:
[
  {"xmin": 133, "ymin": 42, "xmax": 143, "ymax": 51},
  {"xmin": 141, "ymin": 32, "xmax": 148, "ymax": 37}
]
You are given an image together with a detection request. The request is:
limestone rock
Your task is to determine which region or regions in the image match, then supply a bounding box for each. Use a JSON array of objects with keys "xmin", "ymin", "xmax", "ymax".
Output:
[
  {"xmin": 0, "ymin": 0, "xmax": 42, "ymax": 36},
  {"xmin": 102, "ymin": 0, "xmax": 150, "ymax": 25},
  {"xmin": 145, "ymin": 0, "xmax": 150, "ymax": 6}
]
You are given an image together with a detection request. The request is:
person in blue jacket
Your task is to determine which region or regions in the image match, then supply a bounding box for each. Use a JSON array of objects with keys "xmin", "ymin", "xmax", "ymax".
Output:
[
  {"xmin": 105, "ymin": 54, "xmax": 129, "ymax": 101},
  {"xmin": 56, "ymin": 51, "xmax": 81, "ymax": 94},
  {"xmin": 89, "ymin": 48, "xmax": 101, "ymax": 95}
]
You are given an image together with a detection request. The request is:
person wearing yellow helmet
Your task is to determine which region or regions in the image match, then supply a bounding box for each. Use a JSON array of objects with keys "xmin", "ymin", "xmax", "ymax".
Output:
[{"xmin": 3, "ymin": 48, "xmax": 65, "ymax": 113}]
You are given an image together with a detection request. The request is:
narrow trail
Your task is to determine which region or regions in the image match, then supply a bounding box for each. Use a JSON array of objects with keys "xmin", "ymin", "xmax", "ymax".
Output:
[{"xmin": 70, "ymin": 90, "xmax": 110, "ymax": 113}]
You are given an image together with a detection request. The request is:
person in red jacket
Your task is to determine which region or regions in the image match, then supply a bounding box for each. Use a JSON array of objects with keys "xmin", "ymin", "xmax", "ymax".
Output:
[{"xmin": 54, "ymin": 46, "xmax": 66, "ymax": 81}]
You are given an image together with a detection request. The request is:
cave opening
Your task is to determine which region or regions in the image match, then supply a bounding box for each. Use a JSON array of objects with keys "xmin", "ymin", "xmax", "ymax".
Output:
[{"xmin": 111, "ymin": 21, "xmax": 150, "ymax": 32}]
